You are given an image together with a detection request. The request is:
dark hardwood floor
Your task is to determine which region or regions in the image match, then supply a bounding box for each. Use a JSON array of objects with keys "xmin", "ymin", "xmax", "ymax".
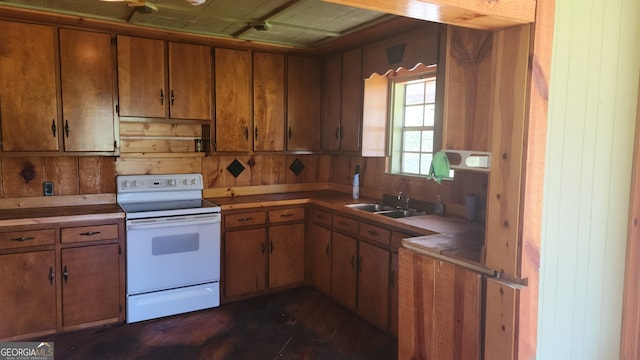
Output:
[{"xmin": 42, "ymin": 287, "xmax": 398, "ymax": 359}]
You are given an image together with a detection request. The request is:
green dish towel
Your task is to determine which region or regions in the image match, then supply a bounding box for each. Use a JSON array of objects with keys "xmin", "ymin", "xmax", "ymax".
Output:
[{"xmin": 427, "ymin": 151, "xmax": 450, "ymax": 184}]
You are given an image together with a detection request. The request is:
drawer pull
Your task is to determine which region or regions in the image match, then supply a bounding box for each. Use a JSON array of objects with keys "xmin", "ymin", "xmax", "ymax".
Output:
[
  {"xmin": 367, "ymin": 230, "xmax": 380, "ymax": 236},
  {"xmin": 325, "ymin": 243, "xmax": 330, "ymax": 258},
  {"xmin": 10, "ymin": 236, "xmax": 34, "ymax": 242},
  {"xmin": 79, "ymin": 231, "xmax": 101, "ymax": 236},
  {"xmin": 280, "ymin": 213, "xmax": 294, "ymax": 218},
  {"xmin": 238, "ymin": 217, "xmax": 253, "ymax": 222}
]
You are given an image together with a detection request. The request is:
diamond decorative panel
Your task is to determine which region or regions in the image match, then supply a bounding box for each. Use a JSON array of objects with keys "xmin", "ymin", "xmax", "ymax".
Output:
[
  {"xmin": 226, "ymin": 159, "xmax": 246, "ymax": 178},
  {"xmin": 289, "ymin": 158, "xmax": 305, "ymax": 176}
]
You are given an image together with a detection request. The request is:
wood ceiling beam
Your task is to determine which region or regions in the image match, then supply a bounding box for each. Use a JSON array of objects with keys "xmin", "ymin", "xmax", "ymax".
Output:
[{"xmin": 322, "ymin": 0, "xmax": 536, "ymax": 30}]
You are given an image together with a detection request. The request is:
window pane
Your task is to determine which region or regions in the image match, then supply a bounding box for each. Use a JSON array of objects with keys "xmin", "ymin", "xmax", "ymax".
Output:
[
  {"xmin": 405, "ymin": 83, "xmax": 424, "ymax": 105},
  {"xmin": 424, "ymin": 104, "xmax": 435, "ymax": 126},
  {"xmin": 425, "ymin": 79, "xmax": 436, "ymax": 103},
  {"xmin": 421, "ymin": 154, "xmax": 433, "ymax": 175},
  {"xmin": 421, "ymin": 131, "xmax": 433, "ymax": 152},
  {"xmin": 404, "ymin": 105, "xmax": 424, "ymax": 127},
  {"xmin": 403, "ymin": 131, "xmax": 421, "ymax": 151},
  {"xmin": 402, "ymin": 153, "xmax": 420, "ymax": 174}
]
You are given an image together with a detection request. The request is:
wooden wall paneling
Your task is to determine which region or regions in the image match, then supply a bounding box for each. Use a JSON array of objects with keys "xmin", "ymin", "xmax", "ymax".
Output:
[
  {"xmin": 286, "ymin": 56, "xmax": 322, "ymax": 151},
  {"xmin": 230, "ymin": 155, "xmax": 254, "ymax": 187},
  {"xmin": 322, "ymin": 53, "xmax": 342, "ymax": 152},
  {"xmin": 340, "ymin": 48, "xmax": 364, "ymax": 152},
  {"xmin": 114, "ymin": 156, "xmax": 202, "ymax": 175},
  {"xmin": 621, "ymin": 75, "xmax": 640, "ymax": 359},
  {"xmin": 44, "ymin": 157, "xmax": 78, "ymax": 196},
  {"xmin": 442, "ymin": 26, "xmax": 493, "ymax": 151},
  {"xmin": 202, "ymin": 155, "xmax": 226, "ymax": 189},
  {"xmin": 484, "ymin": 25, "xmax": 530, "ymax": 276},
  {"xmin": 362, "ymin": 22, "xmax": 440, "ymax": 77},
  {"xmin": 78, "ymin": 157, "xmax": 116, "ymax": 194},
  {"xmin": 484, "ymin": 278, "xmax": 517, "ymax": 359},
  {"xmin": 517, "ymin": 0, "xmax": 555, "ymax": 357},
  {"xmin": 2, "ymin": 157, "xmax": 45, "ymax": 197},
  {"xmin": 261, "ymin": 155, "xmax": 288, "ymax": 185},
  {"xmin": 119, "ymin": 122, "xmax": 202, "ymax": 153}
]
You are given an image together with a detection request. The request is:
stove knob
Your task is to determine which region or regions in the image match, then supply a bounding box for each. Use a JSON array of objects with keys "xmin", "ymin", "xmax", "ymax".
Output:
[
  {"xmin": 168, "ymin": 179, "xmax": 176, "ymax": 186},
  {"xmin": 190, "ymin": 178, "xmax": 196, "ymax": 185},
  {"xmin": 182, "ymin": 179, "xmax": 188, "ymax": 185},
  {"xmin": 122, "ymin": 180, "xmax": 129, "ymax": 188}
]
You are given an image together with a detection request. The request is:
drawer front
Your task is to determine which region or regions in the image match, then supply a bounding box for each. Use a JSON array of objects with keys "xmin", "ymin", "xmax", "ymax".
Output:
[
  {"xmin": 360, "ymin": 222, "xmax": 391, "ymax": 246},
  {"xmin": 0, "ymin": 228, "xmax": 55, "ymax": 250},
  {"xmin": 310, "ymin": 208, "xmax": 332, "ymax": 227},
  {"xmin": 224, "ymin": 211, "xmax": 266, "ymax": 228},
  {"xmin": 333, "ymin": 215, "xmax": 358, "ymax": 236},
  {"xmin": 61, "ymin": 224, "xmax": 119, "ymax": 244},
  {"xmin": 269, "ymin": 208, "xmax": 305, "ymax": 224}
]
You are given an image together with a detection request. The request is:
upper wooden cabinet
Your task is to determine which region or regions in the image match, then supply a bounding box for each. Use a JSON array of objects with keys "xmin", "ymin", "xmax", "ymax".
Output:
[
  {"xmin": 116, "ymin": 35, "xmax": 211, "ymax": 120},
  {"xmin": 253, "ymin": 52, "xmax": 285, "ymax": 151},
  {"xmin": 287, "ymin": 56, "xmax": 322, "ymax": 151},
  {"xmin": 214, "ymin": 48, "xmax": 252, "ymax": 152},
  {"xmin": 323, "ymin": 48, "xmax": 363, "ymax": 153},
  {"xmin": 0, "ymin": 21, "xmax": 58, "ymax": 151},
  {"xmin": 59, "ymin": 29, "xmax": 116, "ymax": 152},
  {"xmin": 168, "ymin": 42, "xmax": 212, "ymax": 120}
]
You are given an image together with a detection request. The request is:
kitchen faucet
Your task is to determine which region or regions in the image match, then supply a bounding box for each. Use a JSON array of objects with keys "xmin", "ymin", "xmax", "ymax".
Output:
[{"xmin": 396, "ymin": 192, "xmax": 410, "ymax": 209}]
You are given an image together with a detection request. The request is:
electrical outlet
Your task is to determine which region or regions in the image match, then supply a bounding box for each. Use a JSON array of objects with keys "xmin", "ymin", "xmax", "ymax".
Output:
[{"xmin": 43, "ymin": 182, "xmax": 54, "ymax": 196}]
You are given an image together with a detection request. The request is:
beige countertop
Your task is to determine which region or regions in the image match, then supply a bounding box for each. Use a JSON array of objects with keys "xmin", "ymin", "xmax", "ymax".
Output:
[
  {"xmin": 0, "ymin": 204, "xmax": 124, "ymax": 226},
  {"xmin": 208, "ymin": 190, "xmax": 488, "ymax": 273}
]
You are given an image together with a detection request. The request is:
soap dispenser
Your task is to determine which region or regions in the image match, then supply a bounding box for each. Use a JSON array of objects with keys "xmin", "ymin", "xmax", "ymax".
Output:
[{"xmin": 353, "ymin": 165, "xmax": 360, "ymax": 200}]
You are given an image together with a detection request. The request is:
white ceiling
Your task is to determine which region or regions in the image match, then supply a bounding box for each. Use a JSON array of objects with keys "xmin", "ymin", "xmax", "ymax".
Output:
[{"xmin": 0, "ymin": 0, "xmax": 398, "ymax": 48}]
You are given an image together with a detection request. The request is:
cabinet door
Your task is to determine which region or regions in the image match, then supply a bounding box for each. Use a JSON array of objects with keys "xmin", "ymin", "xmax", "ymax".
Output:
[
  {"xmin": 340, "ymin": 48, "xmax": 363, "ymax": 152},
  {"xmin": 287, "ymin": 55, "xmax": 322, "ymax": 151},
  {"xmin": 224, "ymin": 228, "xmax": 266, "ymax": 297},
  {"xmin": 59, "ymin": 29, "xmax": 115, "ymax": 152},
  {"xmin": 215, "ymin": 48, "xmax": 251, "ymax": 152},
  {"xmin": 322, "ymin": 54, "xmax": 342, "ymax": 151},
  {"xmin": 0, "ymin": 21, "xmax": 58, "ymax": 151},
  {"xmin": 268, "ymin": 223, "xmax": 305, "ymax": 289},
  {"xmin": 61, "ymin": 244, "xmax": 120, "ymax": 328},
  {"xmin": 358, "ymin": 241, "xmax": 390, "ymax": 330},
  {"xmin": 309, "ymin": 223, "xmax": 332, "ymax": 295},
  {"xmin": 331, "ymin": 232, "xmax": 357, "ymax": 310},
  {"xmin": 253, "ymin": 52, "xmax": 285, "ymax": 151},
  {"xmin": 168, "ymin": 42, "xmax": 211, "ymax": 120},
  {"xmin": 116, "ymin": 35, "xmax": 166, "ymax": 118},
  {"xmin": 0, "ymin": 250, "xmax": 56, "ymax": 339}
]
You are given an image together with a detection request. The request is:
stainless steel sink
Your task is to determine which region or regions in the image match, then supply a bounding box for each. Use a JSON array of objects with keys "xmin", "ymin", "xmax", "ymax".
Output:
[
  {"xmin": 345, "ymin": 203, "xmax": 395, "ymax": 212},
  {"xmin": 376, "ymin": 209, "xmax": 427, "ymax": 218},
  {"xmin": 346, "ymin": 203, "xmax": 427, "ymax": 218}
]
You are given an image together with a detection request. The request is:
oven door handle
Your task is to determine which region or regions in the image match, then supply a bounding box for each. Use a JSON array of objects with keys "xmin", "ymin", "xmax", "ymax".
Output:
[{"xmin": 127, "ymin": 214, "xmax": 220, "ymax": 230}]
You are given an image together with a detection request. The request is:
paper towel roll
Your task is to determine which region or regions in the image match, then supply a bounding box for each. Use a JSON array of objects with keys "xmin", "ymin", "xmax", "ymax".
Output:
[{"xmin": 464, "ymin": 194, "xmax": 478, "ymax": 221}]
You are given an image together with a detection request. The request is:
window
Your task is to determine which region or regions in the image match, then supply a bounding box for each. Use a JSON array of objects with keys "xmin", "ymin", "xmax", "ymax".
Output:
[{"xmin": 388, "ymin": 66, "xmax": 445, "ymax": 177}]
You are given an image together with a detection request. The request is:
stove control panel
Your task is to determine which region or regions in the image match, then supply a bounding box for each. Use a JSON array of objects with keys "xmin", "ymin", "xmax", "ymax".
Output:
[{"xmin": 117, "ymin": 174, "xmax": 203, "ymax": 193}]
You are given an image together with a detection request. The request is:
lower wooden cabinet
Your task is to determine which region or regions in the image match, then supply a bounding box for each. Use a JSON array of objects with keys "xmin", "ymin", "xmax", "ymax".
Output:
[
  {"xmin": 331, "ymin": 231, "xmax": 358, "ymax": 310},
  {"xmin": 269, "ymin": 223, "xmax": 305, "ymax": 288},
  {"xmin": 308, "ymin": 222, "xmax": 331, "ymax": 295},
  {"xmin": 0, "ymin": 250, "xmax": 57, "ymax": 340},
  {"xmin": 224, "ymin": 228, "xmax": 267, "ymax": 297},
  {"xmin": 0, "ymin": 218, "xmax": 125, "ymax": 341},
  {"xmin": 398, "ymin": 247, "xmax": 482, "ymax": 360},
  {"xmin": 222, "ymin": 206, "xmax": 305, "ymax": 300},
  {"xmin": 61, "ymin": 244, "xmax": 121, "ymax": 327},
  {"xmin": 357, "ymin": 240, "xmax": 390, "ymax": 330}
]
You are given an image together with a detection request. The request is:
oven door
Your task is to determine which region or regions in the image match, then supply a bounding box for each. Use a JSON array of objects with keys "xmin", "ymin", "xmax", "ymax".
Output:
[{"xmin": 126, "ymin": 213, "xmax": 221, "ymax": 295}]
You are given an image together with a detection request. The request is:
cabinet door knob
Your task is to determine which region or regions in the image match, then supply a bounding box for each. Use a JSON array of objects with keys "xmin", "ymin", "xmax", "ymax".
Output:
[
  {"xmin": 170, "ymin": 89, "xmax": 175, "ymax": 106},
  {"xmin": 63, "ymin": 265, "xmax": 69, "ymax": 283},
  {"xmin": 288, "ymin": 126, "xmax": 292, "ymax": 140},
  {"xmin": 334, "ymin": 126, "xmax": 339, "ymax": 140},
  {"xmin": 325, "ymin": 243, "xmax": 330, "ymax": 258},
  {"xmin": 64, "ymin": 120, "xmax": 70, "ymax": 138},
  {"xmin": 261, "ymin": 241, "xmax": 265, "ymax": 255},
  {"xmin": 48, "ymin": 266, "xmax": 54, "ymax": 285},
  {"xmin": 159, "ymin": 89, "xmax": 164, "ymax": 105},
  {"xmin": 244, "ymin": 127, "xmax": 249, "ymax": 141},
  {"xmin": 390, "ymin": 269, "xmax": 396, "ymax": 288},
  {"xmin": 51, "ymin": 119, "xmax": 57, "ymax": 138},
  {"xmin": 255, "ymin": 126, "xmax": 259, "ymax": 140},
  {"xmin": 10, "ymin": 236, "xmax": 34, "ymax": 242},
  {"xmin": 269, "ymin": 241, "xmax": 274, "ymax": 254},
  {"xmin": 350, "ymin": 254, "xmax": 355, "ymax": 270}
]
